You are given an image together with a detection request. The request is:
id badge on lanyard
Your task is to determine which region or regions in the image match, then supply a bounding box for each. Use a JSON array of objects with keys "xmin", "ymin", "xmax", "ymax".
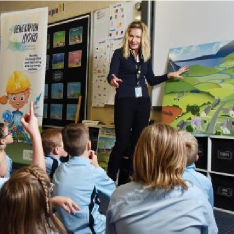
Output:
[
  {"xmin": 135, "ymin": 86, "xmax": 142, "ymax": 98},
  {"xmin": 135, "ymin": 63, "xmax": 142, "ymax": 98}
]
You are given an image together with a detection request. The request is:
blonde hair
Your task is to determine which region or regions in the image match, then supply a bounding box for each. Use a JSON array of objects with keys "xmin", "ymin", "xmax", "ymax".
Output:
[
  {"xmin": 133, "ymin": 123, "xmax": 187, "ymax": 190},
  {"xmin": 179, "ymin": 131, "xmax": 198, "ymax": 166},
  {"xmin": 41, "ymin": 129, "xmax": 63, "ymax": 155},
  {"xmin": 0, "ymin": 165, "xmax": 67, "ymax": 234},
  {"xmin": 122, "ymin": 20, "xmax": 151, "ymax": 62}
]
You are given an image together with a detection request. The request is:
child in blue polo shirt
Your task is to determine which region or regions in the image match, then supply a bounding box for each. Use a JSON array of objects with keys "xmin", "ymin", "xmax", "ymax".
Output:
[
  {"xmin": 53, "ymin": 123, "xmax": 116, "ymax": 234},
  {"xmin": 180, "ymin": 131, "xmax": 214, "ymax": 207},
  {"xmin": 41, "ymin": 128, "xmax": 68, "ymax": 179}
]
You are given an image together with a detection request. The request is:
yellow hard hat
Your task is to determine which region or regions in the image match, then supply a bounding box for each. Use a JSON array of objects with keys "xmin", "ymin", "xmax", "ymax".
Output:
[{"xmin": 6, "ymin": 71, "xmax": 30, "ymax": 94}]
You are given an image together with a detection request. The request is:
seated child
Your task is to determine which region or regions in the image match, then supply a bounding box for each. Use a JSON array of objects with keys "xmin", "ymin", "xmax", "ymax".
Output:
[
  {"xmin": 53, "ymin": 123, "xmax": 116, "ymax": 234},
  {"xmin": 0, "ymin": 102, "xmax": 80, "ymax": 233},
  {"xmin": 0, "ymin": 123, "xmax": 13, "ymax": 178},
  {"xmin": 106, "ymin": 123, "xmax": 217, "ymax": 234},
  {"xmin": 180, "ymin": 131, "xmax": 214, "ymax": 207},
  {"xmin": 41, "ymin": 128, "xmax": 68, "ymax": 179}
]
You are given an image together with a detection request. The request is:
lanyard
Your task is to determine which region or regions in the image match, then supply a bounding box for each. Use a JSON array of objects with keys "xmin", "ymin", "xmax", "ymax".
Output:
[
  {"xmin": 136, "ymin": 63, "xmax": 141, "ymax": 86},
  {"xmin": 130, "ymin": 50, "xmax": 142, "ymax": 86}
]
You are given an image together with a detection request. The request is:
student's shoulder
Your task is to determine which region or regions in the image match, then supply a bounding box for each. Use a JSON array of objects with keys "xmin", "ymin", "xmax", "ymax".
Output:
[
  {"xmin": 184, "ymin": 181, "xmax": 209, "ymax": 200},
  {"xmin": 111, "ymin": 182, "xmax": 138, "ymax": 200}
]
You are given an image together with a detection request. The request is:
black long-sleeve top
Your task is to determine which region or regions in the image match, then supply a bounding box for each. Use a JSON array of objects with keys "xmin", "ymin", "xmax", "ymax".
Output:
[{"xmin": 107, "ymin": 48, "xmax": 168, "ymax": 99}]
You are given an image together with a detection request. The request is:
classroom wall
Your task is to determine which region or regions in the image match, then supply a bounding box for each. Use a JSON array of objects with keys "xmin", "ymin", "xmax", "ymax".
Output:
[
  {"xmin": 0, "ymin": 1, "xmax": 143, "ymax": 124},
  {"xmin": 0, "ymin": 1, "xmax": 119, "ymax": 24}
]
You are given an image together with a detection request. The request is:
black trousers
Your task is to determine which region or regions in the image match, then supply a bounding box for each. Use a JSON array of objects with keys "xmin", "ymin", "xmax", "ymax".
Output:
[{"xmin": 107, "ymin": 97, "xmax": 151, "ymax": 181}]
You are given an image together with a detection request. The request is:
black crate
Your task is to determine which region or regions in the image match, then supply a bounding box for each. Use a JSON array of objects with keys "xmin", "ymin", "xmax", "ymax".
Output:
[
  {"xmin": 195, "ymin": 137, "xmax": 208, "ymax": 170},
  {"xmin": 211, "ymin": 138, "xmax": 234, "ymax": 174},
  {"xmin": 211, "ymin": 174, "xmax": 234, "ymax": 212}
]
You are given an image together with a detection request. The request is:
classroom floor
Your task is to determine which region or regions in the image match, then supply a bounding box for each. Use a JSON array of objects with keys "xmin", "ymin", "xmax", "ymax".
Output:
[{"xmin": 214, "ymin": 210, "xmax": 234, "ymax": 234}]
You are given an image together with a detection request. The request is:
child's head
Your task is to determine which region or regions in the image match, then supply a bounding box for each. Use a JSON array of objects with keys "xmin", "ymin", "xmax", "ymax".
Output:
[
  {"xmin": 41, "ymin": 129, "xmax": 67, "ymax": 158},
  {"xmin": 0, "ymin": 165, "xmax": 66, "ymax": 234},
  {"xmin": 179, "ymin": 131, "xmax": 199, "ymax": 166},
  {"xmin": 0, "ymin": 123, "xmax": 13, "ymax": 149},
  {"xmin": 62, "ymin": 123, "xmax": 90, "ymax": 157},
  {"xmin": 133, "ymin": 123, "xmax": 187, "ymax": 190}
]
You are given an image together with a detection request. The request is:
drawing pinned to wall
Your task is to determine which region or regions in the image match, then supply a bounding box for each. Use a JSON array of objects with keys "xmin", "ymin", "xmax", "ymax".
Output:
[
  {"xmin": 67, "ymin": 82, "xmax": 81, "ymax": 99},
  {"xmin": 52, "ymin": 71, "xmax": 63, "ymax": 81},
  {"xmin": 92, "ymin": 39, "xmax": 110, "ymax": 107},
  {"xmin": 43, "ymin": 104, "xmax": 47, "ymax": 119},
  {"xmin": 162, "ymin": 39, "xmax": 234, "ymax": 136},
  {"xmin": 46, "ymin": 55, "xmax": 50, "ymax": 70},
  {"xmin": 68, "ymin": 50, "xmax": 82, "ymax": 68},
  {"xmin": 66, "ymin": 104, "xmax": 77, "ymax": 121},
  {"xmin": 52, "ymin": 53, "xmax": 64, "ymax": 69},
  {"xmin": 69, "ymin": 27, "xmax": 83, "ymax": 45},
  {"xmin": 51, "ymin": 83, "xmax": 63, "ymax": 99},
  {"xmin": 47, "ymin": 34, "xmax": 50, "ymax": 49},
  {"xmin": 44, "ymin": 84, "xmax": 48, "ymax": 99},
  {"xmin": 109, "ymin": 3, "xmax": 126, "ymax": 39},
  {"xmin": 109, "ymin": 37, "xmax": 123, "ymax": 63},
  {"xmin": 53, "ymin": 31, "xmax": 65, "ymax": 48},
  {"xmin": 50, "ymin": 104, "xmax": 62, "ymax": 120}
]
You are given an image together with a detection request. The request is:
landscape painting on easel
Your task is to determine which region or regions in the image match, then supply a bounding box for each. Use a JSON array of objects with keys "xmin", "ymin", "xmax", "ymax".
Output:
[{"xmin": 162, "ymin": 40, "xmax": 234, "ymax": 136}]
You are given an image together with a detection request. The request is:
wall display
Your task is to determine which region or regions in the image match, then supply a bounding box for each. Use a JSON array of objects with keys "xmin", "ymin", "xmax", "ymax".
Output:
[
  {"xmin": 0, "ymin": 7, "xmax": 48, "ymax": 164},
  {"xmin": 68, "ymin": 50, "xmax": 82, "ymax": 68},
  {"xmin": 67, "ymin": 82, "xmax": 81, "ymax": 99},
  {"xmin": 109, "ymin": 3, "xmax": 126, "ymax": 39},
  {"xmin": 46, "ymin": 55, "xmax": 50, "ymax": 70},
  {"xmin": 66, "ymin": 104, "xmax": 77, "ymax": 121},
  {"xmin": 43, "ymin": 14, "xmax": 90, "ymax": 127},
  {"xmin": 52, "ymin": 53, "xmax": 64, "ymax": 69},
  {"xmin": 162, "ymin": 39, "xmax": 234, "ymax": 136},
  {"xmin": 44, "ymin": 84, "xmax": 48, "ymax": 99},
  {"xmin": 43, "ymin": 104, "xmax": 48, "ymax": 119},
  {"xmin": 53, "ymin": 31, "xmax": 65, "ymax": 48},
  {"xmin": 51, "ymin": 83, "xmax": 63, "ymax": 99},
  {"xmin": 50, "ymin": 104, "xmax": 63, "ymax": 120},
  {"xmin": 92, "ymin": 2, "xmax": 139, "ymax": 107},
  {"xmin": 69, "ymin": 27, "xmax": 83, "ymax": 45}
]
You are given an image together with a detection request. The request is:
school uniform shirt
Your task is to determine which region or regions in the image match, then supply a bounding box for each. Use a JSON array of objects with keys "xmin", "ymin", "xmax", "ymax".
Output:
[
  {"xmin": 45, "ymin": 154, "xmax": 61, "ymax": 176},
  {"xmin": 106, "ymin": 181, "xmax": 218, "ymax": 234},
  {"xmin": 53, "ymin": 156, "xmax": 116, "ymax": 234},
  {"xmin": 107, "ymin": 48, "xmax": 168, "ymax": 99},
  {"xmin": 5, "ymin": 155, "xmax": 12, "ymax": 178},
  {"xmin": 183, "ymin": 163, "xmax": 214, "ymax": 207}
]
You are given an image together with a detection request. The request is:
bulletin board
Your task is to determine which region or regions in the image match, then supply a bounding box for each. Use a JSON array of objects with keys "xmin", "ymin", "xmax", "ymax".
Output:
[{"xmin": 43, "ymin": 14, "xmax": 90, "ymax": 127}]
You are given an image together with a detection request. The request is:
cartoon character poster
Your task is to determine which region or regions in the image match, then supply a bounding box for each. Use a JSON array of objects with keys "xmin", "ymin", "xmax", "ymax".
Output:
[{"xmin": 0, "ymin": 8, "xmax": 48, "ymax": 152}]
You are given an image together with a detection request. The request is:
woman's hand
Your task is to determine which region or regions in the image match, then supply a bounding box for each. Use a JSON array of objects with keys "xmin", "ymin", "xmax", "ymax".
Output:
[
  {"xmin": 51, "ymin": 196, "xmax": 81, "ymax": 214},
  {"xmin": 110, "ymin": 74, "xmax": 123, "ymax": 88},
  {"xmin": 167, "ymin": 66, "xmax": 189, "ymax": 79}
]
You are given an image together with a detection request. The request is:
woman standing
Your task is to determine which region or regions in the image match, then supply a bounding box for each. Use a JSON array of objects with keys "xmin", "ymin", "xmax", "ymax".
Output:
[{"xmin": 107, "ymin": 21, "xmax": 188, "ymax": 181}]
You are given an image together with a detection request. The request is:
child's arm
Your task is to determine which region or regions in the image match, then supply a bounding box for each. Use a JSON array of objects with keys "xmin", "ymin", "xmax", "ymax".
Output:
[
  {"xmin": 21, "ymin": 102, "xmax": 45, "ymax": 171},
  {"xmin": 50, "ymin": 196, "xmax": 81, "ymax": 214},
  {"xmin": 89, "ymin": 150, "xmax": 116, "ymax": 198}
]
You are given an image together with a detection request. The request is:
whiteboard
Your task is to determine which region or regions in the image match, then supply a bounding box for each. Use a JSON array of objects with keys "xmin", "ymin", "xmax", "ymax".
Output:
[
  {"xmin": 152, "ymin": 1, "xmax": 234, "ymax": 106},
  {"xmin": 92, "ymin": 1, "xmax": 140, "ymax": 107}
]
